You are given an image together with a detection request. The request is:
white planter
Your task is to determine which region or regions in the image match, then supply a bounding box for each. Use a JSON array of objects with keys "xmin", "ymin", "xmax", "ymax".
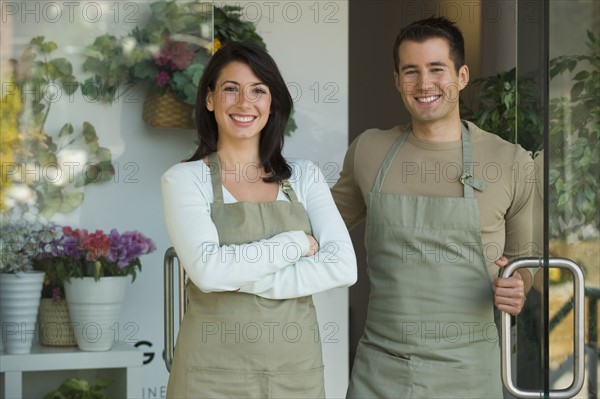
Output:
[
  {"xmin": 0, "ymin": 271, "xmax": 45, "ymax": 354},
  {"xmin": 64, "ymin": 276, "xmax": 129, "ymax": 351}
]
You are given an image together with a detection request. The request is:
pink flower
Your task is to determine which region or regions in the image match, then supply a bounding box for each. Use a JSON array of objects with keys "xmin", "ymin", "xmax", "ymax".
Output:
[
  {"xmin": 167, "ymin": 41, "xmax": 192, "ymax": 70},
  {"xmin": 153, "ymin": 38, "xmax": 193, "ymax": 74},
  {"xmin": 155, "ymin": 71, "xmax": 170, "ymax": 88}
]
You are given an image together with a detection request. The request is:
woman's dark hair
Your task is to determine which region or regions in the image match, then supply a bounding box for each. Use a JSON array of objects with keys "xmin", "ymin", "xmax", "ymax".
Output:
[
  {"xmin": 186, "ymin": 41, "xmax": 292, "ymax": 183},
  {"xmin": 393, "ymin": 16, "xmax": 465, "ymax": 73}
]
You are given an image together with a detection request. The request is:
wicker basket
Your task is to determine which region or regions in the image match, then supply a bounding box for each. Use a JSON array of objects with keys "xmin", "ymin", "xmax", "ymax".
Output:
[
  {"xmin": 143, "ymin": 89, "xmax": 195, "ymax": 130},
  {"xmin": 38, "ymin": 298, "xmax": 77, "ymax": 347}
]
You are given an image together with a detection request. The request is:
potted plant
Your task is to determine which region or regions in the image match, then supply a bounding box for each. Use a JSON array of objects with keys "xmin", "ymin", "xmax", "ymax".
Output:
[
  {"xmin": 34, "ymin": 224, "xmax": 77, "ymax": 347},
  {"xmin": 0, "ymin": 206, "xmax": 52, "ymax": 354},
  {"xmin": 43, "ymin": 377, "xmax": 112, "ymax": 399},
  {"xmin": 80, "ymin": 1, "xmax": 297, "ymax": 134},
  {"xmin": 38, "ymin": 226, "xmax": 156, "ymax": 351}
]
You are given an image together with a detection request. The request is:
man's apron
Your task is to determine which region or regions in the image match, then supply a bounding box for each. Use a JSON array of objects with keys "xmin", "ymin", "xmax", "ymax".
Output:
[
  {"xmin": 167, "ymin": 152, "xmax": 325, "ymax": 399},
  {"xmin": 347, "ymin": 124, "xmax": 503, "ymax": 398}
]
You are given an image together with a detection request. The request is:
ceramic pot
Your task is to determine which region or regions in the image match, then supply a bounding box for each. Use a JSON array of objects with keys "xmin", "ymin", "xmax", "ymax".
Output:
[
  {"xmin": 64, "ymin": 276, "xmax": 129, "ymax": 351},
  {"xmin": 0, "ymin": 271, "xmax": 45, "ymax": 354}
]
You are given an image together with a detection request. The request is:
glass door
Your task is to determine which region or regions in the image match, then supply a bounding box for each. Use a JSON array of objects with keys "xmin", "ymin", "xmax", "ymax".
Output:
[
  {"xmin": 545, "ymin": 0, "xmax": 599, "ymax": 397},
  {"xmin": 506, "ymin": 0, "xmax": 599, "ymax": 398}
]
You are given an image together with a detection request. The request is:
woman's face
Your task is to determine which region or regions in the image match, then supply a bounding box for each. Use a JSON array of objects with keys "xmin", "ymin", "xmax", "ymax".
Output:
[{"xmin": 206, "ymin": 61, "xmax": 272, "ymax": 145}]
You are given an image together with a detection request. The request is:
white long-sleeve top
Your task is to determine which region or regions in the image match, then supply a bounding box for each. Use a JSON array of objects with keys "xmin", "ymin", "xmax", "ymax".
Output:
[{"xmin": 161, "ymin": 158, "xmax": 357, "ymax": 299}]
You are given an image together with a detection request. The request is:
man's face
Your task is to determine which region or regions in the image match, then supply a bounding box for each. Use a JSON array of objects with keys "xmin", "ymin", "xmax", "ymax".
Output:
[{"xmin": 394, "ymin": 37, "xmax": 469, "ymax": 127}]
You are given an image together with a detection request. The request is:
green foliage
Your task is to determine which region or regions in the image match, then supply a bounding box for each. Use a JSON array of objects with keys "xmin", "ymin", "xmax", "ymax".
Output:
[
  {"xmin": 129, "ymin": 1, "xmax": 212, "ymax": 104},
  {"xmin": 80, "ymin": 34, "xmax": 137, "ymax": 103},
  {"xmin": 32, "ymin": 122, "xmax": 114, "ymax": 219},
  {"xmin": 548, "ymin": 31, "xmax": 599, "ymax": 238},
  {"xmin": 464, "ymin": 31, "xmax": 599, "ymax": 238},
  {"xmin": 461, "ymin": 68, "xmax": 543, "ymax": 152},
  {"xmin": 214, "ymin": 5, "xmax": 267, "ymax": 48},
  {"xmin": 43, "ymin": 378, "xmax": 112, "ymax": 399},
  {"xmin": 9, "ymin": 38, "xmax": 114, "ymax": 219},
  {"xmin": 15, "ymin": 37, "xmax": 79, "ymax": 129},
  {"xmin": 81, "ymin": 1, "xmax": 213, "ymax": 105}
]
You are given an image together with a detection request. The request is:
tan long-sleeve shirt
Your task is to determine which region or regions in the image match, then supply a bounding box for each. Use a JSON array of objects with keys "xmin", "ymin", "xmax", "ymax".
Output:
[{"xmin": 332, "ymin": 121, "xmax": 535, "ymax": 282}]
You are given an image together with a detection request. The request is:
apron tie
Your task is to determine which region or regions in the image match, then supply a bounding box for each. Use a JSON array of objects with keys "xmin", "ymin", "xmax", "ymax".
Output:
[{"xmin": 460, "ymin": 122, "xmax": 487, "ymax": 197}]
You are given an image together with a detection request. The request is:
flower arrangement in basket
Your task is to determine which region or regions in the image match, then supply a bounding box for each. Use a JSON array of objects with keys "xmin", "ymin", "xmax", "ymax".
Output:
[
  {"xmin": 80, "ymin": 1, "xmax": 297, "ymax": 134},
  {"xmin": 81, "ymin": 0, "xmax": 212, "ymax": 129}
]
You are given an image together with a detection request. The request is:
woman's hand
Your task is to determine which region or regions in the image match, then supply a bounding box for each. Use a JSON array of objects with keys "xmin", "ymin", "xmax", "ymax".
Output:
[{"xmin": 305, "ymin": 234, "xmax": 320, "ymax": 257}]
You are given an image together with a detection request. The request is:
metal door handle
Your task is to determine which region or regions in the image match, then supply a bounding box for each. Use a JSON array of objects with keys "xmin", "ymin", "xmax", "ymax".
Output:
[
  {"xmin": 163, "ymin": 247, "xmax": 187, "ymax": 372},
  {"xmin": 500, "ymin": 257, "xmax": 585, "ymax": 398}
]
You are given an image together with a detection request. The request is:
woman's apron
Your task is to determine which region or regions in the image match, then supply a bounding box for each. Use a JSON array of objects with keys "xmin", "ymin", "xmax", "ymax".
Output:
[
  {"xmin": 167, "ymin": 152, "xmax": 325, "ymax": 399},
  {"xmin": 347, "ymin": 124, "xmax": 503, "ymax": 398}
]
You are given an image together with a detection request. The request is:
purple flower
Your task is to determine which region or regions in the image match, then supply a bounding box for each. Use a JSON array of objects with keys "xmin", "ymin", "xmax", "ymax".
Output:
[
  {"xmin": 36, "ymin": 224, "xmax": 68, "ymax": 259},
  {"xmin": 107, "ymin": 229, "xmax": 156, "ymax": 269},
  {"xmin": 63, "ymin": 236, "xmax": 81, "ymax": 259}
]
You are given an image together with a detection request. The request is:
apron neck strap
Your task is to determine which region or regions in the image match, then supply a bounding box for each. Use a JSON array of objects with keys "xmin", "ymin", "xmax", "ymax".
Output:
[
  {"xmin": 208, "ymin": 151, "xmax": 224, "ymax": 203},
  {"xmin": 281, "ymin": 179, "xmax": 299, "ymax": 203},
  {"xmin": 460, "ymin": 122, "xmax": 487, "ymax": 198},
  {"xmin": 372, "ymin": 130, "xmax": 409, "ymax": 193},
  {"xmin": 208, "ymin": 152, "xmax": 300, "ymax": 204},
  {"xmin": 373, "ymin": 123, "xmax": 487, "ymax": 197}
]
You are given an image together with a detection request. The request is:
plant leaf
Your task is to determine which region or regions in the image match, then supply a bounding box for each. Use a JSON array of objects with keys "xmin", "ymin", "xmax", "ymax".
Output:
[
  {"xmin": 30, "ymin": 36, "xmax": 45, "ymax": 47},
  {"xmin": 40, "ymin": 41, "xmax": 58, "ymax": 54},
  {"xmin": 82, "ymin": 122, "xmax": 99, "ymax": 143},
  {"xmin": 571, "ymin": 81, "xmax": 585, "ymax": 101},
  {"xmin": 57, "ymin": 191, "xmax": 85, "ymax": 213},
  {"xmin": 83, "ymin": 161, "xmax": 115, "ymax": 185},
  {"xmin": 573, "ymin": 70, "xmax": 590, "ymax": 81},
  {"xmin": 58, "ymin": 123, "xmax": 74, "ymax": 137}
]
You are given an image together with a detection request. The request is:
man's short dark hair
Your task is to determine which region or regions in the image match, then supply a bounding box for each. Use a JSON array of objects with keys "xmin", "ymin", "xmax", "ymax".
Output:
[{"xmin": 393, "ymin": 16, "xmax": 465, "ymax": 73}]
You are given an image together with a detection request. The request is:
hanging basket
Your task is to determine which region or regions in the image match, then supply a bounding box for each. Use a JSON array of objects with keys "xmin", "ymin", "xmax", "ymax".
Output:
[
  {"xmin": 38, "ymin": 298, "xmax": 77, "ymax": 347},
  {"xmin": 143, "ymin": 89, "xmax": 195, "ymax": 130}
]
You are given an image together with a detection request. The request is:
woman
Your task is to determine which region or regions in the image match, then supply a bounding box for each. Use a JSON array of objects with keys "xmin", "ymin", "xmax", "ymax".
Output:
[{"xmin": 161, "ymin": 41, "xmax": 357, "ymax": 398}]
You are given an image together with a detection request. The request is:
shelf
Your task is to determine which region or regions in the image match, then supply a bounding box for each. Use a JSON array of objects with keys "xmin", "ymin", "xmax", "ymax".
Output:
[
  {"xmin": 1, "ymin": 342, "xmax": 143, "ymax": 371},
  {"xmin": 0, "ymin": 342, "xmax": 143, "ymax": 398}
]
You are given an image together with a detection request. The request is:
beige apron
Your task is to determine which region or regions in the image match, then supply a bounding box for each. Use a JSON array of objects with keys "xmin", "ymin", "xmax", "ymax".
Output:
[
  {"xmin": 167, "ymin": 152, "xmax": 325, "ymax": 399},
  {"xmin": 347, "ymin": 123, "xmax": 503, "ymax": 398}
]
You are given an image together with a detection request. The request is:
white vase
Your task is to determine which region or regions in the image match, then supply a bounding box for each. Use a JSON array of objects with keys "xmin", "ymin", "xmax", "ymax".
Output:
[
  {"xmin": 0, "ymin": 271, "xmax": 45, "ymax": 354},
  {"xmin": 64, "ymin": 276, "xmax": 129, "ymax": 351}
]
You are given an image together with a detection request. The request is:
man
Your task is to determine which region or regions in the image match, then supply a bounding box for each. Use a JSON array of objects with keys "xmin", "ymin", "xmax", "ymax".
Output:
[{"xmin": 332, "ymin": 17, "xmax": 534, "ymax": 398}]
